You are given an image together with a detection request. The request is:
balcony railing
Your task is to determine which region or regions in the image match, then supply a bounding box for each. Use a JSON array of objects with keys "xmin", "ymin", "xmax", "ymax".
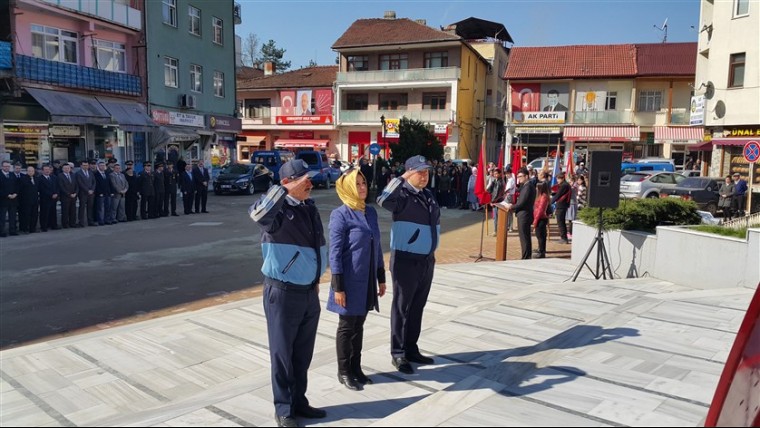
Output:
[
  {"xmin": 669, "ymin": 108, "xmax": 689, "ymax": 125},
  {"xmin": 340, "ymin": 109, "xmax": 451, "ymax": 123},
  {"xmin": 336, "ymin": 67, "xmax": 460, "ymax": 84},
  {"xmin": 39, "ymin": 0, "xmax": 142, "ymax": 30},
  {"xmin": 15, "ymin": 55, "xmax": 141, "ymax": 96},
  {"xmin": 233, "ymin": 2, "xmax": 242, "ymax": 25},
  {"xmin": 0, "ymin": 41, "xmax": 11, "ymax": 70},
  {"xmin": 572, "ymin": 110, "xmax": 632, "ymax": 124}
]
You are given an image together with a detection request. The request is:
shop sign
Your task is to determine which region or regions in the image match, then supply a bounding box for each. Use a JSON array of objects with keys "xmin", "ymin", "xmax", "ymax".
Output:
[
  {"xmin": 289, "ymin": 131, "xmax": 314, "ymax": 139},
  {"xmin": 208, "ymin": 115, "xmax": 242, "ymax": 132},
  {"xmin": 512, "ymin": 111, "xmax": 566, "ymax": 124},
  {"xmin": 3, "ymin": 124, "xmax": 48, "ymax": 135},
  {"xmin": 152, "ymin": 109, "xmax": 170, "ymax": 125},
  {"xmin": 49, "ymin": 125, "xmax": 81, "ymax": 137},
  {"xmin": 689, "ymin": 95, "xmax": 705, "ymax": 126},
  {"xmin": 433, "ymin": 123, "xmax": 448, "ymax": 135},
  {"xmin": 382, "ymin": 118, "xmax": 400, "ymax": 138},
  {"xmin": 170, "ymin": 111, "xmax": 204, "ymax": 128},
  {"xmin": 515, "ymin": 126, "xmax": 561, "ymax": 134},
  {"xmin": 276, "ymin": 115, "xmax": 333, "ymax": 125},
  {"xmin": 723, "ymin": 127, "xmax": 760, "ymax": 138}
]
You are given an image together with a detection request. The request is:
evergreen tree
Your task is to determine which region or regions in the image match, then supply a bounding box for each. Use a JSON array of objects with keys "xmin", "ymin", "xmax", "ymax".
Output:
[
  {"xmin": 257, "ymin": 39, "xmax": 291, "ymax": 72},
  {"xmin": 388, "ymin": 118, "xmax": 444, "ymax": 165}
]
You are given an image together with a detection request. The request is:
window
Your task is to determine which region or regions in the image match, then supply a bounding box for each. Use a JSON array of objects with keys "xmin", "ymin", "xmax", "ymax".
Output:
[
  {"xmin": 245, "ymin": 99, "xmax": 270, "ymax": 118},
  {"xmin": 188, "ymin": 6, "xmax": 201, "ymax": 36},
  {"xmin": 379, "ymin": 54, "xmax": 408, "ymax": 70},
  {"xmin": 378, "ymin": 93, "xmax": 408, "ymax": 110},
  {"xmin": 605, "ymin": 91, "xmax": 617, "ymax": 110},
  {"xmin": 92, "ymin": 39, "xmax": 125, "ymax": 72},
  {"xmin": 213, "ymin": 71, "xmax": 224, "ymax": 97},
  {"xmin": 31, "ymin": 25, "xmax": 78, "ymax": 64},
  {"xmin": 190, "ymin": 64, "xmax": 202, "ymax": 92},
  {"xmin": 638, "ymin": 90, "xmax": 662, "ymax": 112},
  {"xmin": 729, "ymin": 53, "xmax": 745, "ymax": 88},
  {"xmin": 347, "ymin": 55, "xmax": 368, "ymax": 71},
  {"xmin": 162, "ymin": 0, "xmax": 177, "ymax": 26},
  {"xmin": 423, "ymin": 93, "xmax": 446, "ymax": 110},
  {"xmin": 164, "ymin": 56, "xmax": 178, "ymax": 88},
  {"xmin": 346, "ymin": 94, "xmax": 368, "ymax": 110},
  {"xmin": 424, "ymin": 52, "xmax": 448, "ymax": 68},
  {"xmin": 212, "ymin": 17, "xmax": 223, "ymax": 45},
  {"xmin": 734, "ymin": 0, "xmax": 750, "ymax": 16}
]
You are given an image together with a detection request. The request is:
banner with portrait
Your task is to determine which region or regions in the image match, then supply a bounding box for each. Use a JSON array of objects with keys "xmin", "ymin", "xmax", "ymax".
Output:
[{"xmin": 540, "ymin": 83, "xmax": 570, "ymax": 112}]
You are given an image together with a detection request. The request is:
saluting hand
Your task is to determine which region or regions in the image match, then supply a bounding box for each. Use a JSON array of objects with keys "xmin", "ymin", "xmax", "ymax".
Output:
[{"xmin": 282, "ymin": 175, "xmax": 312, "ymax": 201}]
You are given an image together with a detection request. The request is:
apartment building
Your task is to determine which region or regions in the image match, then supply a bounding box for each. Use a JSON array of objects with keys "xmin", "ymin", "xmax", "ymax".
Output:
[
  {"xmin": 332, "ymin": 12, "xmax": 499, "ymax": 163},
  {"xmin": 0, "ymin": 0, "xmax": 151, "ymax": 166},
  {"xmin": 504, "ymin": 43, "xmax": 699, "ymax": 169}
]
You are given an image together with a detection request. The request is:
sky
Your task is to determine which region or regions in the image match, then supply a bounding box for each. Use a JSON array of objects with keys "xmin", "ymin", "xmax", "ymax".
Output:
[{"xmin": 235, "ymin": 0, "xmax": 702, "ymax": 70}]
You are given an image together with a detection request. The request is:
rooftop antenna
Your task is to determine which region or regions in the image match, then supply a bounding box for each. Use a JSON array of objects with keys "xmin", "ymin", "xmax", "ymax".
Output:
[{"xmin": 654, "ymin": 18, "xmax": 668, "ymax": 43}]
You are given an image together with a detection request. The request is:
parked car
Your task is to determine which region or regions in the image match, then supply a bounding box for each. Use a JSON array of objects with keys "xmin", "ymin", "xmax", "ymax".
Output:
[
  {"xmin": 679, "ymin": 169, "xmax": 702, "ymax": 177},
  {"xmin": 621, "ymin": 161, "xmax": 675, "ymax": 174},
  {"xmin": 213, "ymin": 163, "xmax": 273, "ymax": 195},
  {"xmin": 659, "ymin": 176, "xmax": 723, "ymax": 215},
  {"xmin": 296, "ymin": 151, "xmax": 333, "ymax": 188},
  {"xmin": 251, "ymin": 150, "xmax": 295, "ymax": 183},
  {"xmin": 619, "ymin": 171, "xmax": 686, "ymax": 199}
]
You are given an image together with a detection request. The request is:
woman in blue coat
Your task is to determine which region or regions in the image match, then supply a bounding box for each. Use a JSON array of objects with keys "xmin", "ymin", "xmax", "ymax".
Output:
[{"xmin": 327, "ymin": 168, "xmax": 386, "ymax": 391}]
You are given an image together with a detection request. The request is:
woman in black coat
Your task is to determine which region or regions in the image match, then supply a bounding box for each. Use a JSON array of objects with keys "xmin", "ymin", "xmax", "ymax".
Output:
[{"xmin": 124, "ymin": 166, "xmax": 139, "ymax": 221}]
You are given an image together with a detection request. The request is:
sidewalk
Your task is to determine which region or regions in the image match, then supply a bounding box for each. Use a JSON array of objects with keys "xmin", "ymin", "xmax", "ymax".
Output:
[{"xmin": 0, "ymin": 259, "xmax": 750, "ymax": 427}]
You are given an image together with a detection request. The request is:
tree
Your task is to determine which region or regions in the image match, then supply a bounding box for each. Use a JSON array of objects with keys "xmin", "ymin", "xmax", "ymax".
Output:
[
  {"xmin": 242, "ymin": 33, "xmax": 260, "ymax": 67},
  {"xmin": 257, "ymin": 39, "xmax": 291, "ymax": 72},
  {"xmin": 308, "ymin": 59, "xmax": 318, "ymax": 67},
  {"xmin": 388, "ymin": 117, "xmax": 444, "ymax": 165}
]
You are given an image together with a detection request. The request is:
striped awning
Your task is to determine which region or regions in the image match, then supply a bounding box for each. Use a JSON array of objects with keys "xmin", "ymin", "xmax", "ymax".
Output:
[
  {"xmin": 563, "ymin": 126, "xmax": 640, "ymax": 142},
  {"xmin": 274, "ymin": 139, "xmax": 329, "ymax": 149},
  {"xmin": 654, "ymin": 126, "xmax": 704, "ymax": 142}
]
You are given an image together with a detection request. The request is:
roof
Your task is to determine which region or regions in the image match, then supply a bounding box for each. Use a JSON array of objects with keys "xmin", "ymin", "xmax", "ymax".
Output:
[
  {"xmin": 332, "ymin": 18, "xmax": 460, "ymax": 49},
  {"xmin": 236, "ymin": 66, "xmax": 264, "ymax": 80},
  {"xmin": 504, "ymin": 42, "xmax": 697, "ymax": 80},
  {"xmin": 636, "ymin": 43, "xmax": 697, "ymax": 76},
  {"xmin": 237, "ymin": 66, "xmax": 338, "ymax": 90},
  {"xmin": 445, "ymin": 17, "xmax": 513, "ymax": 43}
]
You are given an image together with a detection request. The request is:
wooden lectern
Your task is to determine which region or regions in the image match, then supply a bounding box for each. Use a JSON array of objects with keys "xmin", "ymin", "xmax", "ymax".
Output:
[{"xmin": 494, "ymin": 204, "xmax": 510, "ymax": 261}]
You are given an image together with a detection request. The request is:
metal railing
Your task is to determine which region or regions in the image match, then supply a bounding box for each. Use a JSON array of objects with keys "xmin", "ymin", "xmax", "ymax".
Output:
[
  {"xmin": 336, "ymin": 67, "xmax": 460, "ymax": 84},
  {"xmin": 39, "ymin": 0, "xmax": 142, "ymax": 30},
  {"xmin": 572, "ymin": 110, "xmax": 632, "ymax": 124},
  {"xmin": 669, "ymin": 108, "xmax": 689, "ymax": 125},
  {"xmin": 339, "ymin": 109, "xmax": 450, "ymax": 123},
  {"xmin": 722, "ymin": 211, "xmax": 760, "ymax": 229},
  {"xmin": 0, "ymin": 41, "xmax": 11, "ymax": 70},
  {"xmin": 15, "ymin": 54, "xmax": 141, "ymax": 96}
]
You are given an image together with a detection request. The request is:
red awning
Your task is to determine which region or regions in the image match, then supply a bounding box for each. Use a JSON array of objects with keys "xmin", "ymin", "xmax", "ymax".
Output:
[
  {"xmin": 712, "ymin": 138, "xmax": 759, "ymax": 146},
  {"xmin": 690, "ymin": 140, "xmax": 714, "ymax": 151},
  {"xmin": 274, "ymin": 139, "xmax": 329, "ymax": 149},
  {"xmin": 563, "ymin": 126, "xmax": 640, "ymax": 142},
  {"xmin": 654, "ymin": 126, "xmax": 704, "ymax": 142}
]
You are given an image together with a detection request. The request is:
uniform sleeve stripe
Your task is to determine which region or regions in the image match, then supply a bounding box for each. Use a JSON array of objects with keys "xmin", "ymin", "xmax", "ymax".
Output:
[
  {"xmin": 377, "ymin": 177, "xmax": 402, "ymax": 206},
  {"xmin": 250, "ymin": 186, "xmax": 286, "ymax": 222}
]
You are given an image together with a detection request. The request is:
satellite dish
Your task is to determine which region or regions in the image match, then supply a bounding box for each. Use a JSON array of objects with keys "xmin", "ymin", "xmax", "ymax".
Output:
[
  {"xmin": 704, "ymin": 81, "xmax": 715, "ymax": 99},
  {"xmin": 714, "ymin": 100, "xmax": 726, "ymax": 119}
]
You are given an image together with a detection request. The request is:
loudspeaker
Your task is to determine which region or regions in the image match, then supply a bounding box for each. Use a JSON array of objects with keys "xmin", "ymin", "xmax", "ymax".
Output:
[{"xmin": 588, "ymin": 151, "xmax": 622, "ymax": 209}]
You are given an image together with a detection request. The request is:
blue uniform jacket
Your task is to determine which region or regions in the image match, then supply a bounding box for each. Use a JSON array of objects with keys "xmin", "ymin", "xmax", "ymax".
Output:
[
  {"xmin": 326, "ymin": 205, "xmax": 385, "ymax": 316},
  {"xmin": 249, "ymin": 186, "xmax": 327, "ymax": 285},
  {"xmin": 377, "ymin": 177, "xmax": 440, "ymax": 258}
]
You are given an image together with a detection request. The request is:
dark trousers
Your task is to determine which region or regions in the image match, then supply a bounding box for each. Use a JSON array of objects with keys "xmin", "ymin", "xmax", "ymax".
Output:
[
  {"xmin": 733, "ymin": 194, "xmax": 746, "ymax": 217},
  {"xmin": 183, "ymin": 191, "xmax": 195, "ymax": 214},
  {"xmin": 535, "ymin": 218, "xmax": 548, "ymax": 256},
  {"xmin": 96, "ymin": 194, "xmax": 112, "ymax": 225},
  {"xmin": 0, "ymin": 202, "xmax": 17, "ymax": 235},
  {"xmin": 140, "ymin": 195, "xmax": 155, "ymax": 219},
  {"xmin": 39, "ymin": 197, "xmax": 57, "ymax": 230},
  {"xmin": 125, "ymin": 194, "xmax": 139, "ymax": 221},
  {"xmin": 517, "ymin": 214, "xmax": 532, "ymax": 259},
  {"xmin": 263, "ymin": 281, "xmax": 320, "ymax": 418},
  {"xmin": 194, "ymin": 187, "xmax": 208, "ymax": 212},
  {"xmin": 336, "ymin": 315, "xmax": 367, "ymax": 375},
  {"xmin": 555, "ymin": 206, "xmax": 568, "ymax": 240},
  {"xmin": 61, "ymin": 196, "xmax": 77, "ymax": 227},
  {"xmin": 154, "ymin": 192, "xmax": 165, "ymax": 217},
  {"xmin": 165, "ymin": 188, "xmax": 177, "ymax": 214},
  {"xmin": 78, "ymin": 193, "xmax": 94, "ymax": 226},
  {"xmin": 19, "ymin": 202, "xmax": 38, "ymax": 232},
  {"xmin": 390, "ymin": 255, "xmax": 435, "ymax": 358}
]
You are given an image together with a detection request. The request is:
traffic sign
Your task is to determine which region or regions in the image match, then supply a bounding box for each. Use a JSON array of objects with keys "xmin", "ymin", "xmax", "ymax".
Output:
[
  {"xmin": 369, "ymin": 143, "xmax": 381, "ymax": 156},
  {"xmin": 744, "ymin": 140, "xmax": 760, "ymax": 163}
]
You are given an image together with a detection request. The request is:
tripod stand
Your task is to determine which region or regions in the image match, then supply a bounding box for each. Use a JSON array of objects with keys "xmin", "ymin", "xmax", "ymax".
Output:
[
  {"xmin": 470, "ymin": 206, "xmax": 494, "ymax": 263},
  {"xmin": 571, "ymin": 207, "xmax": 613, "ymax": 281}
]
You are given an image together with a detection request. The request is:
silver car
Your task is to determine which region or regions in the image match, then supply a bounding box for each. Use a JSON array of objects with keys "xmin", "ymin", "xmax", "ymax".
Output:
[{"xmin": 620, "ymin": 172, "xmax": 686, "ymax": 199}]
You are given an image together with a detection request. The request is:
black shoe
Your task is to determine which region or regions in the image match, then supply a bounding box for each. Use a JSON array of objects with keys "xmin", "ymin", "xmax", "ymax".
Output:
[
  {"xmin": 275, "ymin": 415, "xmax": 298, "ymax": 427},
  {"xmin": 293, "ymin": 405, "xmax": 326, "ymax": 419},
  {"xmin": 172, "ymin": 213, "xmax": 179, "ymax": 217},
  {"xmin": 201, "ymin": 210, "xmax": 209, "ymax": 213},
  {"xmin": 406, "ymin": 353, "xmax": 434, "ymax": 365},
  {"xmin": 392, "ymin": 357, "xmax": 414, "ymax": 374},
  {"xmin": 535, "ymin": 252, "xmax": 546, "ymax": 259},
  {"xmin": 9, "ymin": 232, "xmax": 18, "ymax": 236},
  {"xmin": 353, "ymin": 370, "xmax": 373, "ymax": 385},
  {"xmin": 337, "ymin": 373, "xmax": 361, "ymax": 391}
]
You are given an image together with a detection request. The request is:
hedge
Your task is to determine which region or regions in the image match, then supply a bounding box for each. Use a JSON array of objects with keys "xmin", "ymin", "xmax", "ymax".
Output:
[{"xmin": 576, "ymin": 198, "xmax": 701, "ymax": 233}]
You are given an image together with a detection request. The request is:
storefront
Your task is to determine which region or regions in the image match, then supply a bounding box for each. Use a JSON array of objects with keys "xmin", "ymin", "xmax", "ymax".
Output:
[
  {"xmin": 237, "ymin": 132, "xmax": 267, "ymax": 163},
  {"xmin": 654, "ymin": 126, "xmax": 705, "ymax": 169},
  {"xmin": 150, "ymin": 109, "xmax": 203, "ymax": 165},
  {"xmin": 2, "ymin": 123, "xmax": 48, "ymax": 166},
  {"xmin": 563, "ymin": 126, "xmax": 640, "ymax": 157},
  {"xmin": 207, "ymin": 114, "xmax": 242, "ymax": 169},
  {"xmin": 512, "ymin": 126, "xmax": 563, "ymax": 166}
]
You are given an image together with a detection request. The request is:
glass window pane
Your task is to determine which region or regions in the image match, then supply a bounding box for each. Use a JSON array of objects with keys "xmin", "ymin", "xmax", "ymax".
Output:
[{"xmin": 31, "ymin": 33, "xmax": 44, "ymax": 58}]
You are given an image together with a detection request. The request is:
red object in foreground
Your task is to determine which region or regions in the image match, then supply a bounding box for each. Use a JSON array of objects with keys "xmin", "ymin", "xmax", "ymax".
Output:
[
  {"xmin": 705, "ymin": 281, "xmax": 760, "ymax": 426},
  {"xmin": 474, "ymin": 137, "xmax": 491, "ymax": 205},
  {"xmin": 497, "ymin": 144, "xmax": 504, "ymax": 171}
]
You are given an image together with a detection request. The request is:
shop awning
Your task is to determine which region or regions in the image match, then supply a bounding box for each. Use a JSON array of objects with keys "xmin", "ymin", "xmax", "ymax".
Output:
[
  {"xmin": 274, "ymin": 139, "xmax": 329, "ymax": 149},
  {"xmin": 690, "ymin": 140, "xmax": 714, "ymax": 151},
  {"xmin": 27, "ymin": 88, "xmax": 112, "ymax": 125},
  {"xmin": 654, "ymin": 126, "xmax": 704, "ymax": 142},
  {"xmin": 96, "ymin": 97, "xmax": 156, "ymax": 132},
  {"xmin": 712, "ymin": 138, "xmax": 757, "ymax": 146},
  {"xmin": 149, "ymin": 126, "xmax": 199, "ymax": 149},
  {"xmin": 239, "ymin": 134, "xmax": 266, "ymax": 144},
  {"xmin": 515, "ymin": 126, "xmax": 561, "ymax": 134},
  {"xmin": 563, "ymin": 126, "xmax": 640, "ymax": 142}
]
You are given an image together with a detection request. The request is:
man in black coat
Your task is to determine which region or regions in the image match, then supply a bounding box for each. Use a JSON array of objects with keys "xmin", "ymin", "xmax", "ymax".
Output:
[
  {"xmin": 58, "ymin": 163, "xmax": 79, "ymax": 228},
  {"xmin": 38, "ymin": 164, "xmax": 59, "ymax": 232},
  {"xmin": 18, "ymin": 166, "xmax": 40, "ymax": 233},
  {"xmin": 75, "ymin": 160, "xmax": 96, "ymax": 227},
  {"xmin": 153, "ymin": 162, "xmax": 166, "ymax": 217},
  {"xmin": 192, "ymin": 160, "xmax": 210, "ymax": 213},
  {"xmin": 138, "ymin": 162, "xmax": 156, "ymax": 219},
  {"xmin": 164, "ymin": 163, "xmax": 179, "ymax": 216},
  {"xmin": 94, "ymin": 160, "xmax": 114, "ymax": 225},
  {"xmin": 550, "ymin": 172, "xmax": 571, "ymax": 244},
  {"xmin": 0, "ymin": 160, "xmax": 20, "ymax": 236},
  {"xmin": 180, "ymin": 164, "xmax": 196, "ymax": 215},
  {"xmin": 504, "ymin": 167, "xmax": 535, "ymax": 259}
]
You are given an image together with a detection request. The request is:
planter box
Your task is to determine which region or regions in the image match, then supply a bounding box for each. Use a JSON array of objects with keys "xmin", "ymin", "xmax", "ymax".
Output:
[{"xmin": 572, "ymin": 221, "xmax": 760, "ymax": 289}]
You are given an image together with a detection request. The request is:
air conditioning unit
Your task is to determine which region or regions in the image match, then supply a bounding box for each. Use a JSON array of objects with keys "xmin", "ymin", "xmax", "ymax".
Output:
[{"xmin": 179, "ymin": 94, "xmax": 197, "ymax": 109}]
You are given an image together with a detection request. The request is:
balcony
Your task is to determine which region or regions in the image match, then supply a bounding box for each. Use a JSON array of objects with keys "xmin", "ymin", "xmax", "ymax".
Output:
[
  {"xmin": 336, "ymin": 67, "xmax": 460, "ymax": 85},
  {"xmin": 340, "ymin": 109, "xmax": 451, "ymax": 124},
  {"xmin": 485, "ymin": 105, "xmax": 505, "ymax": 121},
  {"xmin": 15, "ymin": 55, "xmax": 141, "ymax": 96},
  {"xmin": 0, "ymin": 41, "xmax": 11, "ymax": 71},
  {"xmin": 572, "ymin": 110, "xmax": 632, "ymax": 124},
  {"xmin": 233, "ymin": 2, "xmax": 242, "ymax": 25},
  {"xmin": 38, "ymin": 0, "xmax": 142, "ymax": 31},
  {"xmin": 669, "ymin": 108, "xmax": 690, "ymax": 125}
]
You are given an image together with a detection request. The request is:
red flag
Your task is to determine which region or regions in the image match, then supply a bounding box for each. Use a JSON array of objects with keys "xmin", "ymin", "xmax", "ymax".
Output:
[
  {"xmin": 475, "ymin": 135, "xmax": 492, "ymax": 205},
  {"xmin": 497, "ymin": 144, "xmax": 504, "ymax": 171},
  {"xmin": 512, "ymin": 147, "xmax": 521, "ymax": 176},
  {"xmin": 566, "ymin": 147, "xmax": 575, "ymax": 176}
]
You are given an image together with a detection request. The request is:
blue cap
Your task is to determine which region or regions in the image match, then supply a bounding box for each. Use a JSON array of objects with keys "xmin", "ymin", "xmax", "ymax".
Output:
[
  {"xmin": 405, "ymin": 155, "xmax": 432, "ymax": 171},
  {"xmin": 279, "ymin": 159, "xmax": 318, "ymax": 180}
]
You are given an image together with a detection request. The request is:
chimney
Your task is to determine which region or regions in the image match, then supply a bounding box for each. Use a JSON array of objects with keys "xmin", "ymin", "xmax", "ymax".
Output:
[
  {"xmin": 264, "ymin": 61, "xmax": 275, "ymax": 76},
  {"xmin": 383, "ymin": 10, "xmax": 396, "ymax": 19},
  {"xmin": 415, "ymin": 19, "xmax": 426, "ymax": 26}
]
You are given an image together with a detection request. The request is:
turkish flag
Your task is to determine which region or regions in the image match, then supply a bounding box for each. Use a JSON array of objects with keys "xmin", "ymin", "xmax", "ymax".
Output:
[{"xmin": 475, "ymin": 135, "xmax": 491, "ymax": 205}]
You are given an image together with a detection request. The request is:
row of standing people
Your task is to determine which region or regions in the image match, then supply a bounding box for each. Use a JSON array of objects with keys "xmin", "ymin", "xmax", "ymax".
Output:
[{"xmin": 248, "ymin": 157, "xmax": 440, "ymax": 427}]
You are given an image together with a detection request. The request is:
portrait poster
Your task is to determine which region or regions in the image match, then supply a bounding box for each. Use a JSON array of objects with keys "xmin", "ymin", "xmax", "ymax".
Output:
[
  {"xmin": 540, "ymin": 83, "xmax": 570, "ymax": 112},
  {"xmin": 296, "ymin": 90, "xmax": 313, "ymax": 116}
]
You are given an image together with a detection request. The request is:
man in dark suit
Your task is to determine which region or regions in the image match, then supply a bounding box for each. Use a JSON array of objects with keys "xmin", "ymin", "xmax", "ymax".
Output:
[
  {"xmin": 192, "ymin": 160, "xmax": 210, "ymax": 213},
  {"xmin": 138, "ymin": 162, "xmax": 155, "ymax": 219},
  {"xmin": 0, "ymin": 160, "xmax": 20, "ymax": 237},
  {"xmin": 38, "ymin": 164, "xmax": 59, "ymax": 232},
  {"xmin": 75, "ymin": 160, "xmax": 96, "ymax": 227},
  {"xmin": 550, "ymin": 172, "xmax": 571, "ymax": 244},
  {"xmin": 58, "ymin": 163, "xmax": 78, "ymax": 228},
  {"xmin": 180, "ymin": 164, "xmax": 196, "ymax": 215},
  {"xmin": 94, "ymin": 160, "xmax": 114, "ymax": 225},
  {"xmin": 18, "ymin": 165, "xmax": 40, "ymax": 233},
  {"xmin": 164, "ymin": 163, "xmax": 179, "ymax": 216},
  {"xmin": 153, "ymin": 162, "xmax": 166, "ymax": 217},
  {"xmin": 504, "ymin": 167, "xmax": 536, "ymax": 259}
]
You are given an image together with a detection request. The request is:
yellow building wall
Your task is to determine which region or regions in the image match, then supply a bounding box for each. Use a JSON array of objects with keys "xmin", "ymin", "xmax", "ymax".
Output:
[{"xmin": 456, "ymin": 46, "xmax": 488, "ymax": 160}]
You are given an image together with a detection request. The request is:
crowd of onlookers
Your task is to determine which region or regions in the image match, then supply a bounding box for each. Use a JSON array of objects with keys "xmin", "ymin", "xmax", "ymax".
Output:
[{"xmin": 0, "ymin": 158, "xmax": 213, "ymax": 237}]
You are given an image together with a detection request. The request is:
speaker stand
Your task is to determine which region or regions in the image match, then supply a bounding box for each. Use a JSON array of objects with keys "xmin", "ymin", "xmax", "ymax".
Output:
[
  {"xmin": 571, "ymin": 207, "xmax": 613, "ymax": 281},
  {"xmin": 470, "ymin": 206, "xmax": 494, "ymax": 263}
]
